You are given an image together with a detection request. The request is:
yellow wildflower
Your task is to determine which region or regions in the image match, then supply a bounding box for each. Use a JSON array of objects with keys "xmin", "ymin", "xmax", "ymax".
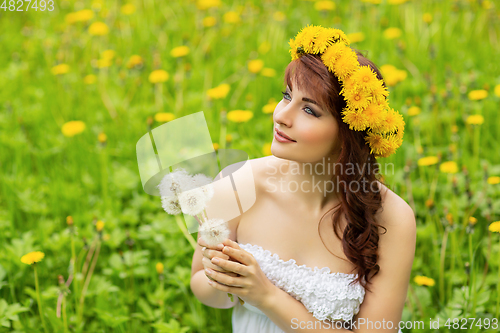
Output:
[
  {"xmin": 98, "ymin": 132, "xmax": 107, "ymax": 143},
  {"xmin": 51, "ymin": 64, "xmax": 70, "ymax": 75},
  {"xmin": 342, "ymin": 109, "xmax": 368, "ymax": 131},
  {"xmin": 171, "ymin": 46, "xmax": 190, "ymax": 58},
  {"xmin": 121, "ymin": 4, "xmax": 136, "ymax": 15},
  {"xmin": 451, "ymin": 125, "xmax": 458, "ymax": 133},
  {"xmin": 423, "ymin": 13, "xmax": 433, "ymax": 23},
  {"xmin": 446, "ymin": 213, "xmax": 453, "ymax": 225},
  {"xmin": 466, "ymin": 114, "xmax": 484, "ymax": 125},
  {"xmin": 488, "ymin": 221, "xmax": 500, "ymax": 232},
  {"xmin": 383, "ymin": 27, "xmax": 402, "ymax": 40},
  {"xmin": 388, "ymin": 0, "xmax": 409, "ymax": 4},
  {"xmin": 202, "ymin": 16, "xmax": 217, "ymax": 27},
  {"xmin": 66, "ymin": 216, "xmax": 74, "ymax": 226},
  {"xmin": 347, "ymin": 32, "xmax": 365, "ymax": 43},
  {"xmin": 154, "ymin": 112, "xmax": 175, "ymax": 122},
  {"xmin": 248, "ymin": 59, "xmax": 264, "ymax": 74},
  {"xmin": 418, "ymin": 156, "xmax": 439, "ymax": 167},
  {"xmin": 156, "ymin": 262, "xmax": 164, "ymax": 274},
  {"xmin": 213, "ymin": 143, "xmax": 219, "ymax": 150},
  {"xmin": 223, "ymin": 11, "xmax": 240, "ymax": 24},
  {"xmin": 273, "ymin": 11, "xmax": 286, "ymax": 21},
  {"xmin": 487, "ymin": 176, "xmax": 500, "ymax": 185},
  {"xmin": 407, "ymin": 106, "xmax": 421, "ymax": 116},
  {"xmin": 65, "ymin": 9, "xmax": 94, "ymax": 24},
  {"xmin": 88, "ymin": 22, "xmax": 109, "ymax": 36},
  {"xmin": 494, "ymin": 84, "xmax": 500, "ymax": 97},
  {"xmin": 414, "ymin": 275, "xmax": 435, "ymax": 287},
  {"xmin": 207, "ymin": 83, "xmax": 230, "ymax": 99},
  {"xmin": 226, "ymin": 134, "xmax": 233, "ymax": 143},
  {"xmin": 439, "ymin": 161, "xmax": 458, "ymax": 174},
  {"xmin": 468, "ymin": 216, "xmax": 477, "ymax": 225},
  {"xmin": 96, "ymin": 58, "xmax": 112, "ymax": 68},
  {"xmin": 21, "ymin": 251, "xmax": 45, "ymax": 265},
  {"xmin": 196, "ymin": 0, "xmax": 221, "ymax": 10},
  {"xmin": 62, "ymin": 121, "xmax": 86, "ymax": 137},
  {"xmin": 96, "ymin": 220, "xmax": 105, "ymax": 232},
  {"xmin": 314, "ymin": 1, "xmax": 335, "ymax": 11},
  {"xmin": 261, "ymin": 68, "xmax": 276, "ymax": 77},
  {"xmin": 425, "ymin": 198, "xmax": 434, "ymax": 208},
  {"xmin": 262, "ymin": 142, "xmax": 272, "ymax": 156},
  {"xmin": 468, "ymin": 90, "xmax": 488, "ymax": 101},
  {"xmin": 127, "ymin": 55, "xmax": 143, "ymax": 69},
  {"xmin": 149, "ymin": 69, "xmax": 169, "ymax": 83},
  {"xmin": 101, "ymin": 50, "xmax": 115, "ymax": 60},
  {"xmin": 262, "ymin": 99, "xmax": 278, "ymax": 114},
  {"xmin": 227, "ymin": 110, "xmax": 253, "ymax": 123},
  {"xmin": 380, "ymin": 64, "xmax": 407, "ymax": 86}
]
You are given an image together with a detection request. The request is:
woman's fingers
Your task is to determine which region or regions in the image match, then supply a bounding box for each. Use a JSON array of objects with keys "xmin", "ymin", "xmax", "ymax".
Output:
[{"xmin": 202, "ymin": 247, "xmax": 230, "ymax": 261}]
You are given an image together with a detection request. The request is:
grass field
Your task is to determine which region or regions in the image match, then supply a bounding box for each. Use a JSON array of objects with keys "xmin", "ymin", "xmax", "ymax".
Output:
[{"xmin": 1, "ymin": 0, "xmax": 500, "ymax": 332}]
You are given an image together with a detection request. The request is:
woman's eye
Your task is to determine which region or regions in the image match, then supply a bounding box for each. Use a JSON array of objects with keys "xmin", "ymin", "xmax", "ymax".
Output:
[
  {"xmin": 304, "ymin": 107, "xmax": 317, "ymax": 117},
  {"xmin": 281, "ymin": 91, "xmax": 291, "ymax": 100},
  {"xmin": 280, "ymin": 91, "xmax": 319, "ymax": 117}
]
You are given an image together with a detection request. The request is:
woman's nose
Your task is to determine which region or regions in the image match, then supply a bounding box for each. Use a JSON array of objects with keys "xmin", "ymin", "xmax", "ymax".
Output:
[{"xmin": 274, "ymin": 102, "xmax": 294, "ymax": 127}]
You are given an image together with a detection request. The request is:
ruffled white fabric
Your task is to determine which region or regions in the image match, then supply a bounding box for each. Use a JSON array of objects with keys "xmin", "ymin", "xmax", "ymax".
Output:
[{"xmin": 232, "ymin": 243, "xmax": 403, "ymax": 333}]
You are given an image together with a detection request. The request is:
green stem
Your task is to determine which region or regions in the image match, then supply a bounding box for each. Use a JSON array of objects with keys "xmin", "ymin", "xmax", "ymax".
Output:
[
  {"xmin": 34, "ymin": 265, "xmax": 48, "ymax": 333},
  {"xmin": 496, "ymin": 235, "xmax": 500, "ymax": 319},
  {"xmin": 469, "ymin": 232, "xmax": 477, "ymax": 317},
  {"xmin": 439, "ymin": 229, "xmax": 448, "ymax": 305},
  {"xmin": 175, "ymin": 215, "xmax": 197, "ymax": 250},
  {"xmin": 62, "ymin": 296, "xmax": 68, "ymax": 333}
]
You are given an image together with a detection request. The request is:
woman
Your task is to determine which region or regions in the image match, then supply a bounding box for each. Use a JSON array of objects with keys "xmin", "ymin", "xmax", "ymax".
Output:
[{"xmin": 190, "ymin": 25, "xmax": 416, "ymax": 333}]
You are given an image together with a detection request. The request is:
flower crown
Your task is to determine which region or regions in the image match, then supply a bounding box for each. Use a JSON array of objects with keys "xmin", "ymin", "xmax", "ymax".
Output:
[{"xmin": 288, "ymin": 25, "xmax": 405, "ymax": 158}]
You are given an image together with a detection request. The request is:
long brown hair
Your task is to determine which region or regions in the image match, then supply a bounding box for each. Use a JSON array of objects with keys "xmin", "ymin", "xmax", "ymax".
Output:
[{"xmin": 283, "ymin": 50, "xmax": 389, "ymax": 293}]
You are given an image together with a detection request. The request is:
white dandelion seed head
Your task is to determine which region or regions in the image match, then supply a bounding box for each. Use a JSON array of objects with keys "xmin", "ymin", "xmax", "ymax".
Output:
[
  {"xmin": 200, "ymin": 183, "xmax": 215, "ymax": 201},
  {"xmin": 198, "ymin": 218, "xmax": 230, "ymax": 247},
  {"xmin": 157, "ymin": 168, "xmax": 194, "ymax": 197},
  {"xmin": 178, "ymin": 188, "xmax": 208, "ymax": 216},
  {"xmin": 192, "ymin": 173, "xmax": 213, "ymax": 187},
  {"xmin": 161, "ymin": 195, "xmax": 182, "ymax": 215}
]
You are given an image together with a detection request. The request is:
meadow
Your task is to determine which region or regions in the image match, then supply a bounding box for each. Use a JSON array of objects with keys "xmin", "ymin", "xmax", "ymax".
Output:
[{"xmin": 0, "ymin": 0, "xmax": 500, "ymax": 332}]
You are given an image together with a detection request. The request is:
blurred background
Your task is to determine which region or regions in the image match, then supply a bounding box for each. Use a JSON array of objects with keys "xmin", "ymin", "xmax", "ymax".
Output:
[{"xmin": 1, "ymin": 0, "xmax": 500, "ymax": 332}]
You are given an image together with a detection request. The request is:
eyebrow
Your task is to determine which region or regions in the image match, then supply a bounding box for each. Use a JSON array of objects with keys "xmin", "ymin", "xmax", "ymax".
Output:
[{"xmin": 287, "ymin": 86, "xmax": 319, "ymax": 105}]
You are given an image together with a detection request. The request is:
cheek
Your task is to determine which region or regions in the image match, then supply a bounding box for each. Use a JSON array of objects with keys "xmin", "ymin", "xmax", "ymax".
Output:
[{"xmin": 299, "ymin": 123, "xmax": 337, "ymax": 145}]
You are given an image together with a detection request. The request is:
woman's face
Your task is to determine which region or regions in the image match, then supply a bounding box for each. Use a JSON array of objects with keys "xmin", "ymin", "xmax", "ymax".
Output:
[{"xmin": 272, "ymin": 77, "xmax": 342, "ymax": 163}]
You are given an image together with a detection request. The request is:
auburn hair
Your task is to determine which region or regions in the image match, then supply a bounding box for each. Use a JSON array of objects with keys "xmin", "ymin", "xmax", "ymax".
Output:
[{"xmin": 283, "ymin": 50, "xmax": 389, "ymax": 293}]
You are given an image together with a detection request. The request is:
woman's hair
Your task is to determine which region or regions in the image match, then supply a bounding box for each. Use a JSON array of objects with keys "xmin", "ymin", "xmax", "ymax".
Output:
[{"xmin": 283, "ymin": 50, "xmax": 389, "ymax": 293}]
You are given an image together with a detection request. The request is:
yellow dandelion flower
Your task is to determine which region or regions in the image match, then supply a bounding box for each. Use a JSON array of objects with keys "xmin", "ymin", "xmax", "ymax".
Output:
[
  {"xmin": 262, "ymin": 99, "xmax": 278, "ymax": 114},
  {"xmin": 121, "ymin": 4, "xmax": 136, "ymax": 15},
  {"xmin": 414, "ymin": 275, "xmax": 435, "ymax": 287},
  {"xmin": 126, "ymin": 55, "xmax": 143, "ymax": 69},
  {"xmin": 379, "ymin": 108, "xmax": 403, "ymax": 133},
  {"xmin": 439, "ymin": 161, "xmax": 459, "ymax": 174},
  {"xmin": 248, "ymin": 59, "xmax": 264, "ymax": 74},
  {"xmin": 321, "ymin": 42, "xmax": 347, "ymax": 71},
  {"xmin": 350, "ymin": 66, "xmax": 379, "ymax": 91},
  {"xmin": 466, "ymin": 114, "xmax": 484, "ymax": 125},
  {"xmin": 66, "ymin": 216, "xmax": 74, "ymax": 226},
  {"xmin": 376, "ymin": 134, "xmax": 400, "ymax": 158},
  {"xmin": 226, "ymin": 134, "xmax": 233, "ymax": 143},
  {"xmin": 156, "ymin": 262, "xmax": 164, "ymax": 274},
  {"xmin": 494, "ymin": 84, "xmax": 500, "ymax": 97},
  {"xmin": 342, "ymin": 109, "xmax": 368, "ymax": 131},
  {"xmin": 313, "ymin": 28, "xmax": 339, "ymax": 53},
  {"xmin": 347, "ymin": 32, "xmax": 365, "ymax": 43},
  {"xmin": 423, "ymin": 13, "xmax": 433, "ymax": 23},
  {"xmin": 213, "ymin": 143, "xmax": 219, "ymax": 150},
  {"xmin": 154, "ymin": 112, "xmax": 175, "ymax": 122},
  {"xmin": 408, "ymin": 106, "xmax": 421, "ymax": 116},
  {"xmin": 262, "ymin": 142, "xmax": 272, "ymax": 156},
  {"xmin": 425, "ymin": 199, "xmax": 434, "ymax": 208},
  {"xmin": 363, "ymin": 103, "xmax": 385, "ymax": 129},
  {"xmin": 227, "ymin": 110, "xmax": 253, "ymax": 123},
  {"xmin": 149, "ymin": 69, "xmax": 169, "ymax": 83},
  {"xmin": 62, "ymin": 120, "xmax": 86, "ymax": 137},
  {"xmin": 98, "ymin": 132, "xmax": 107, "ymax": 143},
  {"xmin": 51, "ymin": 63, "xmax": 70, "ymax": 75},
  {"xmin": 489, "ymin": 221, "xmax": 500, "ymax": 233},
  {"xmin": 203, "ymin": 16, "xmax": 217, "ymax": 27},
  {"xmin": 468, "ymin": 89, "xmax": 488, "ymax": 101},
  {"xmin": 65, "ymin": 9, "xmax": 94, "ymax": 24},
  {"xmin": 21, "ymin": 251, "xmax": 45, "ymax": 265},
  {"xmin": 365, "ymin": 132, "xmax": 390, "ymax": 156},
  {"xmin": 332, "ymin": 48, "xmax": 360, "ymax": 81},
  {"xmin": 261, "ymin": 68, "xmax": 276, "ymax": 77},
  {"xmin": 383, "ymin": 27, "xmax": 402, "ymax": 40},
  {"xmin": 329, "ymin": 28, "xmax": 350, "ymax": 45},
  {"xmin": 296, "ymin": 25, "xmax": 323, "ymax": 54},
  {"xmin": 196, "ymin": 0, "xmax": 221, "ymax": 10},
  {"xmin": 223, "ymin": 11, "xmax": 240, "ymax": 24},
  {"xmin": 418, "ymin": 156, "xmax": 439, "ymax": 167},
  {"xmin": 88, "ymin": 22, "xmax": 109, "ymax": 36},
  {"xmin": 314, "ymin": 1, "xmax": 336, "ymax": 11},
  {"xmin": 96, "ymin": 58, "xmax": 112, "ymax": 68},
  {"xmin": 207, "ymin": 83, "xmax": 230, "ymax": 99},
  {"xmin": 468, "ymin": 216, "xmax": 478, "ymax": 225},
  {"xmin": 344, "ymin": 87, "xmax": 372, "ymax": 111},
  {"xmin": 388, "ymin": 0, "xmax": 409, "ymax": 4},
  {"xmin": 101, "ymin": 50, "xmax": 115, "ymax": 60},
  {"xmin": 487, "ymin": 176, "xmax": 500, "ymax": 185},
  {"xmin": 96, "ymin": 220, "xmax": 105, "ymax": 232},
  {"xmin": 273, "ymin": 11, "xmax": 286, "ymax": 21},
  {"xmin": 171, "ymin": 46, "xmax": 190, "ymax": 58}
]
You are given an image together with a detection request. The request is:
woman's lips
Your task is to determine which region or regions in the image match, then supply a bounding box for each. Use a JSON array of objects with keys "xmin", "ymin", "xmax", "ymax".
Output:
[{"xmin": 275, "ymin": 129, "xmax": 296, "ymax": 143}]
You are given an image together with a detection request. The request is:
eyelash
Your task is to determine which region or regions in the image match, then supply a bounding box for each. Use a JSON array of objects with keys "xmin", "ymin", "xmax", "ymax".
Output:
[{"xmin": 281, "ymin": 91, "xmax": 319, "ymax": 117}]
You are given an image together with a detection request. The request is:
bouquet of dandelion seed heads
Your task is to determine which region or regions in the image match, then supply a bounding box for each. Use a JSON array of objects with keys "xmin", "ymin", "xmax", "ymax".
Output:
[{"xmin": 157, "ymin": 168, "xmax": 242, "ymax": 304}]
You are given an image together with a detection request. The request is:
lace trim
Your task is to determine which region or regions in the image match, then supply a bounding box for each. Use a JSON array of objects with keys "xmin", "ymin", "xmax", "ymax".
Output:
[{"xmin": 239, "ymin": 242, "xmax": 366, "ymax": 322}]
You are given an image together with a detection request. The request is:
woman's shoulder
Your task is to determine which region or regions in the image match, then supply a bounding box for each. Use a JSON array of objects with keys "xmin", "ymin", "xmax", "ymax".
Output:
[{"xmin": 375, "ymin": 181, "xmax": 416, "ymax": 236}]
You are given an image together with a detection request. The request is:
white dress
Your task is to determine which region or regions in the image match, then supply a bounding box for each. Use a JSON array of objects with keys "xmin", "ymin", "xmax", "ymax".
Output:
[{"xmin": 232, "ymin": 243, "xmax": 403, "ymax": 333}]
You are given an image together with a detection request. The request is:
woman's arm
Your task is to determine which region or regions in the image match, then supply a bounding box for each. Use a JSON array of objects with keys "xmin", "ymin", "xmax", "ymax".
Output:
[{"xmin": 190, "ymin": 269, "xmax": 238, "ymax": 309}]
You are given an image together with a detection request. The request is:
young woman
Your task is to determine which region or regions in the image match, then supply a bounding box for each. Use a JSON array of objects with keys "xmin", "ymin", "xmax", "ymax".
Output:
[{"xmin": 190, "ymin": 25, "xmax": 416, "ymax": 333}]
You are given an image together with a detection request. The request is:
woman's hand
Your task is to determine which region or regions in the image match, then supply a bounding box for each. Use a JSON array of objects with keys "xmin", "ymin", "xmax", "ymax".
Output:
[
  {"xmin": 204, "ymin": 238, "xmax": 276, "ymax": 309},
  {"xmin": 198, "ymin": 237, "xmax": 240, "ymax": 281}
]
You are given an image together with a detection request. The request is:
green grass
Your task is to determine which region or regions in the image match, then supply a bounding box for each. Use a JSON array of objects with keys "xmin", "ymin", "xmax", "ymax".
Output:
[{"xmin": 0, "ymin": 0, "xmax": 500, "ymax": 332}]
